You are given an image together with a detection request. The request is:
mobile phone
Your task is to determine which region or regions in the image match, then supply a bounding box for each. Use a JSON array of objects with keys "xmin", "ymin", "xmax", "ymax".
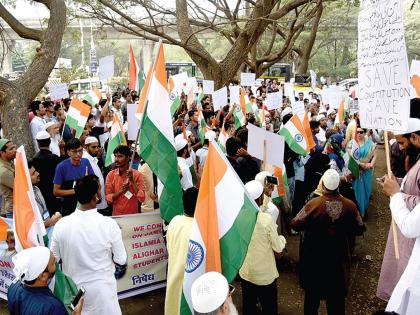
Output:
[
  {"xmin": 266, "ymin": 176, "xmax": 279, "ymax": 185},
  {"xmin": 69, "ymin": 287, "xmax": 86, "ymax": 311}
]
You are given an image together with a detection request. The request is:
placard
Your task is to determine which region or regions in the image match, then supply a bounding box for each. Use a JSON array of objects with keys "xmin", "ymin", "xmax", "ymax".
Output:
[
  {"xmin": 284, "ymin": 83, "xmax": 294, "ymax": 100},
  {"xmin": 358, "ymin": 0, "xmax": 410, "ymax": 132},
  {"xmin": 171, "ymin": 72, "xmax": 190, "ymax": 92},
  {"xmin": 292, "ymin": 101, "xmax": 305, "ymax": 118},
  {"xmin": 127, "ymin": 103, "xmax": 140, "ymax": 141},
  {"xmin": 98, "ymin": 55, "xmax": 114, "ymax": 81},
  {"xmin": 310, "ymin": 70, "xmax": 317, "ymax": 90},
  {"xmin": 50, "ymin": 83, "xmax": 69, "ymax": 100},
  {"xmin": 212, "ymin": 87, "xmax": 228, "ymax": 111},
  {"xmin": 247, "ymin": 123, "xmax": 285, "ymax": 168},
  {"xmin": 202, "ymin": 80, "xmax": 214, "ymax": 94},
  {"xmin": 240, "ymin": 73, "xmax": 256, "ymax": 87},
  {"xmin": 320, "ymin": 86, "xmax": 346, "ymax": 109},
  {"xmin": 266, "ymin": 92, "xmax": 282, "ymax": 110},
  {"xmin": 229, "ymin": 86, "xmax": 240, "ymax": 104},
  {"xmin": 113, "ymin": 213, "xmax": 167, "ymax": 299}
]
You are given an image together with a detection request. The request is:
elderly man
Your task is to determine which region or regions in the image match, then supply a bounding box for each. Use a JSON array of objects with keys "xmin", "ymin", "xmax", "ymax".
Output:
[
  {"xmin": 240, "ymin": 180, "xmax": 286, "ymax": 315},
  {"xmin": 0, "ymin": 139, "xmax": 16, "ymax": 217},
  {"xmin": 51, "ymin": 175, "xmax": 127, "ymax": 315},
  {"xmin": 83, "ymin": 137, "xmax": 107, "ymax": 212},
  {"xmin": 8, "ymin": 246, "xmax": 83, "ymax": 315},
  {"xmin": 191, "ymin": 272, "xmax": 238, "ymax": 315},
  {"xmin": 30, "ymin": 101, "xmax": 46, "ymax": 153},
  {"xmin": 291, "ymin": 169, "xmax": 365, "ymax": 315},
  {"xmin": 377, "ymin": 118, "xmax": 420, "ymax": 301}
]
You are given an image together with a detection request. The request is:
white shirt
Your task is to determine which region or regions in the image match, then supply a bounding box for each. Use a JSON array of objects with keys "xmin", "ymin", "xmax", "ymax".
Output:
[
  {"xmin": 51, "ymin": 208, "xmax": 127, "ymax": 285},
  {"xmin": 315, "ymin": 127, "xmax": 326, "ymax": 146},
  {"xmin": 177, "ymin": 157, "xmax": 193, "ymax": 191},
  {"xmin": 30, "ymin": 116, "xmax": 45, "ymax": 153},
  {"xmin": 195, "ymin": 146, "xmax": 208, "ymax": 170},
  {"xmin": 386, "ymin": 193, "xmax": 420, "ymax": 315},
  {"xmin": 83, "ymin": 150, "xmax": 107, "ymax": 210}
]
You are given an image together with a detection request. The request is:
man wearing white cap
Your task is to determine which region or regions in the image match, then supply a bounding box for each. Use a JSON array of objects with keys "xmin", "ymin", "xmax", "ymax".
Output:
[
  {"xmin": 291, "ymin": 169, "xmax": 365, "ymax": 315},
  {"xmin": 82, "ymin": 137, "xmax": 107, "ymax": 212},
  {"xmin": 8, "ymin": 246, "xmax": 83, "ymax": 315},
  {"xmin": 191, "ymin": 271, "xmax": 238, "ymax": 315},
  {"xmin": 316, "ymin": 114, "xmax": 327, "ymax": 146},
  {"xmin": 195, "ymin": 130, "xmax": 216, "ymax": 173},
  {"xmin": 240, "ymin": 180, "xmax": 286, "ymax": 315},
  {"xmin": 175, "ymin": 137, "xmax": 194, "ymax": 190},
  {"xmin": 326, "ymin": 109, "xmax": 336, "ymax": 129},
  {"xmin": 377, "ymin": 118, "xmax": 420, "ymax": 301},
  {"xmin": 44, "ymin": 121, "xmax": 61, "ymax": 157}
]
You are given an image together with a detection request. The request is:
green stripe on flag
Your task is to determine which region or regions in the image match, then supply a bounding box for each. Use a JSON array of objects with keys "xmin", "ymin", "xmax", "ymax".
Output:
[
  {"xmin": 220, "ymin": 193, "xmax": 258, "ymax": 282},
  {"xmin": 139, "ymin": 112, "xmax": 184, "ymax": 222},
  {"xmin": 105, "ymin": 131, "xmax": 125, "ymax": 167},
  {"xmin": 65, "ymin": 116, "xmax": 84, "ymax": 139},
  {"xmin": 279, "ymin": 128, "xmax": 308, "ymax": 156},
  {"xmin": 170, "ymin": 95, "xmax": 181, "ymax": 116}
]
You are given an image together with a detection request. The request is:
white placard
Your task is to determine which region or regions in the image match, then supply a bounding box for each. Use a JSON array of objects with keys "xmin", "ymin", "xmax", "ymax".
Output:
[
  {"xmin": 409, "ymin": 60, "xmax": 420, "ymax": 98},
  {"xmin": 229, "ymin": 86, "xmax": 240, "ymax": 105},
  {"xmin": 284, "ymin": 83, "xmax": 294, "ymax": 100},
  {"xmin": 358, "ymin": 0, "xmax": 410, "ymax": 132},
  {"xmin": 266, "ymin": 92, "xmax": 282, "ymax": 110},
  {"xmin": 247, "ymin": 123, "xmax": 285, "ymax": 168},
  {"xmin": 202, "ymin": 80, "xmax": 214, "ymax": 94},
  {"xmin": 240, "ymin": 73, "xmax": 256, "ymax": 87},
  {"xmin": 127, "ymin": 103, "xmax": 140, "ymax": 140},
  {"xmin": 171, "ymin": 72, "xmax": 190, "ymax": 92},
  {"xmin": 189, "ymin": 77, "xmax": 198, "ymax": 93},
  {"xmin": 212, "ymin": 87, "xmax": 227, "ymax": 111},
  {"xmin": 49, "ymin": 83, "xmax": 69, "ymax": 100},
  {"xmin": 320, "ymin": 86, "xmax": 346, "ymax": 109},
  {"xmin": 310, "ymin": 70, "xmax": 317, "ymax": 90},
  {"xmin": 98, "ymin": 55, "xmax": 114, "ymax": 81},
  {"xmin": 292, "ymin": 101, "xmax": 305, "ymax": 118}
]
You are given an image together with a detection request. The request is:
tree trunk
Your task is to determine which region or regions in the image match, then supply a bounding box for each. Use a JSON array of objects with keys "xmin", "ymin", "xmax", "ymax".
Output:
[
  {"xmin": 296, "ymin": 3, "xmax": 323, "ymax": 75},
  {"xmin": 0, "ymin": 0, "xmax": 66, "ymax": 157}
]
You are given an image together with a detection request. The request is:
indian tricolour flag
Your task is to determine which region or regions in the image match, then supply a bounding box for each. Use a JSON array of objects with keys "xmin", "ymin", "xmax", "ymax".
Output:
[
  {"xmin": 348, "ymin": 130, "xmax": 360, "ymax": 179},
  {"xmin": 136, "ymin": 65, "xmax": 152, "ymax": 122},
  {"xmin": 272, "ymin": 165, "xmax": 288, "ymax": 206},
  {"xmin": 65, "ymin": 98, "xmax": 90, "ymax": 139},
  {"xmin": 169, "ymin": 77, "xmax": 182, "ymax": 116},
  {"xmin": 13, "ymin": 146, "xmax": 47, "ymax": 251},
  {"xmin": 279, "ymin": 114, "xmax": 312, "ymax": 156},
  {"xmin": 129, "ymin": 45, "xmax": 145, "ymax": 93},
  {"xmin": 180, "ymin": 141, "xmax": 259, "ymax": 314},
  {"xmin": 198, "ymin": 108, "xmax": 209, "ymax": 144},
  {"xmin": 105, "ymin": 113, "xmax": 127, "ymax": 167},
  {"xmin": 139, "ymin": 42, "xmax": 183, "ymax": 223},
  {"xmin": 83, "ymin": 87, "xmax": 101, "ymax": 106},
  {"xmin": 334, "ymin": 97, "xmax": 346, "ymax": 126},
  {"xmin": 234, "ymin": 89, "xmax": 247, "ymax": 129}
]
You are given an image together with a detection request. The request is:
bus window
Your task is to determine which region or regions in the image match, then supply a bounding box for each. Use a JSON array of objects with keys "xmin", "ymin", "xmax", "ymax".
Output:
[
  {"xmin": 80, "ymin": 83, "xmax": 90, "ymax": 91},
  {"xmin": 269, "ymin": 66, "xmax": 287, "ymax": 77},
  {"xmin": 68, "ymin": 84, "xmax": 78, "ymax": 91},
  {"xmin": 91, "ymin": 81, "xmax": 102, "ymax": 89},
  {"xmin": 178, "ymin": 65, "xmax": 193, "ymax": 77}
]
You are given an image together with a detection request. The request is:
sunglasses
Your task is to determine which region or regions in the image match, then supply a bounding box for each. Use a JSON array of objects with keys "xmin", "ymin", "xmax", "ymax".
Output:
[{"xmin": 357, "ymin": 130, "xmax": 365, "ymax": 134}]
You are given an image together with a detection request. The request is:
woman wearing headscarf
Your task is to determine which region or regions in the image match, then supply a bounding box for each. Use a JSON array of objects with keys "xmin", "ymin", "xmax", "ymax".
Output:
[{"xmin": 347, "ymin": 127, "xmax": 377, "ymax": 217}]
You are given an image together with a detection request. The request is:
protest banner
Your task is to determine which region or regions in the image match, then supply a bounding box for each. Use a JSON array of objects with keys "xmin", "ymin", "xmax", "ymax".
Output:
[
  {"xmin": 320, "ymin": 86, "xmax": 346, "ymax": 109},
  {"xmin": 240, "ymin": 73, "xmax": 256, "ymax": 87},
  {"xmin": 212, "ymin": 87, "xmax": 228, "ymax": 111},
  {"xmin": 247, "ymin": 123, "xmax": 285, "ymax": 168},
  {"xmin": 114, "ymin": 213, "xmax": 167, "ymax": 299},
  {"xmin": 202, "ymin": 80, "xmax": 214, "ymax": 94},
  {"xmin": 98, "ymin": 55, "xmax": 114, "ymax": 81},
  {"xmin": 127, "ymin": 104, "xmax": 140, "ymax": 141},
  {"xmin": 171, "ymin": 72, "xmax": 190, "ymax": 93},
  {"xmin": 0, "ymin": 255, "xmax": 15, "ymax": 300},
  {"xmin": 266, "ymin": 92, "xmax": 282, "ymax": 110},
  {"xmin": 358, "ymin": 0, "xmax": 410, "ymax": 132},
  {"xmin": 284, "ymin": 83, "xmax": 294, "ymax": 100},
  {"xmin": 292, "ymin": 101, "xmax": 305, "ymax": 118},
  {"xmin": 49, "ymin": 83, "xmax": 69, "ymax": 100}
]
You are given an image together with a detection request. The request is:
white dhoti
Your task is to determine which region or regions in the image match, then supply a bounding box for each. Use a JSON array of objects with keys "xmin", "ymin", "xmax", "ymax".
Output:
[{"xmin": 80, "ymin": 280, "xmax": 122, "ymax": 315}]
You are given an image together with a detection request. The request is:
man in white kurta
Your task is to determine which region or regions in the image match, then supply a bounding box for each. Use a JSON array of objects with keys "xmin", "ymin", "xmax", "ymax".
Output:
[
  {"xmin": 175, "ymin": 138, "xmax": 194, "ymax": 190},
  {"xmin": 385, "ymin": 189, "xmax": 420, "ymax": 315},
  {"xmin": 164, "ymin": 187, "xmax": 198, "ymax": 315},
  {"xmin": 51, "ymin": 175, "xmax": 127, "ymax": 315}
]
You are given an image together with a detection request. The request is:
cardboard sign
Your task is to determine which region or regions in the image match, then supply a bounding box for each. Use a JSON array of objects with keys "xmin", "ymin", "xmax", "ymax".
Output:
[
  {"xmin": 49, "ymin": 83, "xmax": 69, "ymax": 100},
  {"xmin": 266, "ymin": 92, "xmax": 282, "ymax": 110},
  {"xmin": 247, "ymin": 123, "xmax": 285, "ymax": 168},
  {"xmin": 284, "ymin": 83, "xmax": 294, "ymax": 100},
  {"xmin": 229, "ymin": 86, "xmax": 240, "ymax": 105},
  {"xmin": 292, "ymin": 101, "xmax": 305, "ymax": 118},
  {"xmin": 127, "ymin": 103, "xmax": 140, "ymax": 141},
  {"xmin": 202, "ymin": 80, "xmax": 214, "ymax": 94},
  {"xmin": 358, "ymin": 0, "xmax": 410, "ymax": 132},
  {"xmin": 171, "ymin": 72, "xmax": 190, "ymax": 92},
  {"xmin": 212, "ymin": 87, "xmax": 228, "ymax": 111},
  {"xmin": 240, "ymin": 73, "xmax": 256, "ymax": 87},
  {"xmin": 98, "ymin": 55, "xmax": 114, "ymax": 81}
]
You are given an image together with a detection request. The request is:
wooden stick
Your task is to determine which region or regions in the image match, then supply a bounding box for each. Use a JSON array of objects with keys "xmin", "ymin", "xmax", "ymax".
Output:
[{"xmin": 384, "ymin": 131, "xmax": 399, "ymax": 260}]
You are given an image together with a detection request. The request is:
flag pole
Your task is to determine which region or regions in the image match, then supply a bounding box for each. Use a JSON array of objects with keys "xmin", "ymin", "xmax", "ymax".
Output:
[
  {"xmin": 384, "ymin": 131, "xmax": 399, "ymax": 259},
  {"xmin": 129, "ymin": 39, "xmax": 162, "ymax": 169}
]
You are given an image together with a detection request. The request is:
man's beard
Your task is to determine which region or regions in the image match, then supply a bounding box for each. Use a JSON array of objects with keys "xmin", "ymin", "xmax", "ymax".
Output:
[{"xmin": 226, "ymin": 299, "xmax": 239, "ymax": 315}]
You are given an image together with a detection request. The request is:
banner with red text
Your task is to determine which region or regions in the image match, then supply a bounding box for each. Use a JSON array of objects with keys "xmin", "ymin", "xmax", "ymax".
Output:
[{"xmin": 114, "ymin": 212, "xmax": 167, "ymax": 299}]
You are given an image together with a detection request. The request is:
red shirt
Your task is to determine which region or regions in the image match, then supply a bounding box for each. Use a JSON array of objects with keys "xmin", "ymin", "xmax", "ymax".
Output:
[{"xmin": 105, "ymin": 168, "xmax": 145, "ymax": 215}]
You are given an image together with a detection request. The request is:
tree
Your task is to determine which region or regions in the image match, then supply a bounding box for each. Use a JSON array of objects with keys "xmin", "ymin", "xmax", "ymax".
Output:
[
  {"xmin": 0, "ymin": 0, "xmax": 66, "ymax": 156},
  {"xmin": 76, "ymin": 0, "xmax": 324, "ymax": 88}
]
